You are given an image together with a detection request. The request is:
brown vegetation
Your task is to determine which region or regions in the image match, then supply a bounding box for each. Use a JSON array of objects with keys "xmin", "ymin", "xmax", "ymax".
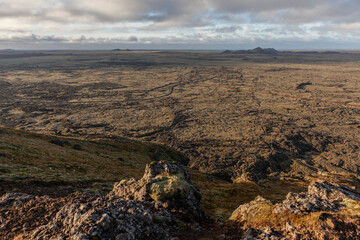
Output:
[
  {"xmin": 0, "ymin": 50, "xmax": 359, "ymax": 239},
  {"xmin": 0, "ymin": 51, "xmax": 359, "ymax": 183}
]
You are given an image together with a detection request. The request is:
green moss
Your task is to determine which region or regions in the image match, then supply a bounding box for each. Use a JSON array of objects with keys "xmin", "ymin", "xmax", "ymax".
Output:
[
  {"xmin": 229, "ymin": 197, "xmax": 273, "ymax": 223},
  {"xmin": 341, "ymin": 198, "xmax": 360, "ymax": 217},
  {"xmin": 149, "ymin": 173, "xmax": 190, "ymax": 202}
]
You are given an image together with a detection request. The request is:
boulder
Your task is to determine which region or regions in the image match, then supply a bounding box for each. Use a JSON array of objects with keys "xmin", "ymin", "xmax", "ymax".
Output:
[
  {"xmin": 110, "ymin": 161, "xmax": 205, "ymax": 218},
  {"xmin": 230, "ymin": 180, "xmax": 360, "ymax": 239}
]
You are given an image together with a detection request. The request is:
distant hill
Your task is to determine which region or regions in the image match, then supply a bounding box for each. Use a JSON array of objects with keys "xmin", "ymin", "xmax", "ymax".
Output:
[
  {"xmin": 295, "ymin": 50, "xmax": 341, "ymax": 54},
  {"xmin": 112, "ymin": 48, "xmax": 131, "ymax": 51},
  {"xmin": 0, "ymin": 49, "xmax": 16, "ymax": 53},
  {"xmin": 223, "ymin": 47, "xmax": 279, "ymax": 54},
  {"xmin": 223, "ymin": 48, "xmax": 341, "ymax": 55}
]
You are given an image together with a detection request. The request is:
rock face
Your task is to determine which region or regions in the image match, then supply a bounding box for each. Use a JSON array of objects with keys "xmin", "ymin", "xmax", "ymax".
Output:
[
  {"xmin": 230, "ymin": 180, "xmax": 360, "ymax": 239},
  {"xmin": 110, "ymin": 161, "xmax": 204, "ymax": 218}
]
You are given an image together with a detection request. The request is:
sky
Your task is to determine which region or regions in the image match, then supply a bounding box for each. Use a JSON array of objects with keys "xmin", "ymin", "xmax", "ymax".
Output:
[{"xmin": 0, "ymin": 0, "xmax": 360, "ymax": 50}]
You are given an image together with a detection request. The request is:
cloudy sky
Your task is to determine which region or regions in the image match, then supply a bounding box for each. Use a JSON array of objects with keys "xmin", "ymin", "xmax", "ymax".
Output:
[{"xmin": 0, "ymin": 0, "xmax": 359, "ymax": 50}]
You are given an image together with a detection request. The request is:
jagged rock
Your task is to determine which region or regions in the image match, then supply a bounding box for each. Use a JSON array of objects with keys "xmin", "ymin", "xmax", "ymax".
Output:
[
  {"xmin": 230, "ymin": 180, "xmax": 360, "ymax": 239},
  {"xmin": 308, "ymin": 180, "xmax": 360, "ymax": 202},
  {"xmin": 273, "ymin": 180, "xmax": 360, "ymax": 214},
  {"xmin": 0, "ymin": 162, "xmax": 207, "ymax": 240},
  {"xmin": 110, "ymin": 161, "xmax": 205, "ymax": 218},
  {"xmin": 0, "ymin": 191, "xmax": 175, "ymax": 240},
  {"xmin": 27, "ymin": 195, "xmax": 173, "ymax": 240}
]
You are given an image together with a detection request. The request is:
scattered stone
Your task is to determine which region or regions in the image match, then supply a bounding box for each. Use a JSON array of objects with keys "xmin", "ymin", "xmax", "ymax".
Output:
[
  {"xmin": 296, "ymin": 82, "xmax": 312, "ymax": 89},
  {"xmin": 50, "ymin": 139, "xmax": 71, "ymax": 147},
  {"xmin": 0, "ymin": 152, "xmax": 9, "ymax": 157},
  {"xmin": 72, "ymin": 144, "xmax": 82, "ymax": 150}
]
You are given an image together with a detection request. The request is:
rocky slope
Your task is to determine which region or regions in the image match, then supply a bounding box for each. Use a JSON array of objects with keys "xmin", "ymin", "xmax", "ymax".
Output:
[
  {"xmin": 230, "ymin": 180, "xmax": 360, "ymax": 239},
  {"xmin": 1, "ymin": 161, "xmax": 359, "ymax": 239},
  {"xmin": 0, "ymin": 161, "xmax": 203, "ymax": 240}
]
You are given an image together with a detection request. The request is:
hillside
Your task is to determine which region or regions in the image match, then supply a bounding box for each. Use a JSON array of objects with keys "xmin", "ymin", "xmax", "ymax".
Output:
[
  {"xmin": 1, "ymin": 134, "xmax": 359, "ymax": 239},
  {"xmin": 0, "ymin": 127, "xmax": 188, "ymax": 196}
]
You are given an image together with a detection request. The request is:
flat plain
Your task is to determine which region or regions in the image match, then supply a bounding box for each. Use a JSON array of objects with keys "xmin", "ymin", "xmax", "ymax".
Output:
[{"xmin": 0, "ymin": 50, "xmax": 360, "ymax": 217}]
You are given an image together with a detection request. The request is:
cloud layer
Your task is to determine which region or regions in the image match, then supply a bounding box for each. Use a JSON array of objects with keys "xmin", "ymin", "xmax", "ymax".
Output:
[{"xmin": 0, "ymin": 0, "xmax": 359, "ymax": 49}]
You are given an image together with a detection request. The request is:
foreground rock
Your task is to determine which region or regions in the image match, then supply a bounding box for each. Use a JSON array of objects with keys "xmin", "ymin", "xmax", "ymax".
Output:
[
  {"xmin": 0, "ymin": 161, "xmax": 204, "ymax": 240},
  {"xmin": 230, "ymin": 180, "xmax": 360, "ymax": 239},
  {"xmin": 110, "ymin": 161, "xmax": 204, "ymax": 218},
  {"xmin": 0, "ymin": 193, "xmax": 174, "ymax": 240}
]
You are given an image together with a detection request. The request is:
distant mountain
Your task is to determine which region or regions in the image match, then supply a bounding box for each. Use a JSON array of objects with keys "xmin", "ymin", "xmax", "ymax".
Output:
[
  {"xmin": 0, "ymin": 49, "xmax": 16, "ymax": 53},
  {"xmin": 223, "ymin": 47, "xmax": 279, "ymax": 54},
  {"xmin": 249, "ymin": 47, "xmax": 278, "ymax": 54},
  {"xmin": 223, "ymin": 48, "xmax": 341, "ymax": 55}
]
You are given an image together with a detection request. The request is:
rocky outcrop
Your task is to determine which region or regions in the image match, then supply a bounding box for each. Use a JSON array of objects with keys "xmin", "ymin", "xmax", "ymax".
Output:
[
  {"xmin": 0, "ymin": 193, "xmax": 175, "ymax": 240},
  {"xmin": 0, "ymin": 161, "xmax": 205, "ymax": 240},
  {"xmin": 273, "ymin": 180, "xmax": 360, "ymax": 215},
  {"xmin": 230, "ymin": 180, "xmax": 360, "ymax": 239},
  {"xmin": 110, "ymin": 161, "xmax": 204, "ymax": 218}
]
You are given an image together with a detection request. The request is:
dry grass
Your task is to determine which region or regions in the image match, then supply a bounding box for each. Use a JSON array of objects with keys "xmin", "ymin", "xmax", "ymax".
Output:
[
  {"xmin": 0, "ymin": 126, "xmax": 309, "ymax": 218},
  {"xmin": 0, "ymin": 53, "xmax": 359, "ymax": 181},
  {"xmin": 0, "ymin": 127, "xmax": 187, "ymax": 194},
  {"xmin": 0, "ymin": 50, "xmax": 359, "ymax": 217}
]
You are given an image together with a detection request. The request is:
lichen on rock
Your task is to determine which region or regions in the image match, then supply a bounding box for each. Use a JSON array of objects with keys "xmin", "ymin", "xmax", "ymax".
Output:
[
  {"xmin": 229, "ymin": 196, "xmax": 272, "ymax": 223},
  {"xmin": 0, "ymin": 161, "xmax": 206, "ymax": 240},
  {"xmin": 229, "ymin": 179, "xmax": 360, "ymax": 239},
  {"xmin": 110, "ymin": 161, "xmax": 205, "ymax": 218},
  {"xmin": 149, "ymin": 173, "xmax": 190, "ymax": 202}
]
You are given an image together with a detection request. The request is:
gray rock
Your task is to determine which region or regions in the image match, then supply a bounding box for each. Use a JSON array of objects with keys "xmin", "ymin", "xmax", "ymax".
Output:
[
  {"xmin": 0, "ymin": 152, "xmax": 9, "ymax": 157},
  {"xmin": 50, "ymin": 139, "xmax": 70, "ymax": 147},
  {"xmin": 273, "ymin": 180, "xmax": 360, "ymax": 214},
  {"xmin": 110, "ymin": 161, "xmax": 205, "ymax": 218},
  {"xmin": 72, "ymin": 144, "xmax": 82, "ymax": 150},
  {"xmin": 0, "ymin": 162, "xmax": 207, "ymax": 240}
]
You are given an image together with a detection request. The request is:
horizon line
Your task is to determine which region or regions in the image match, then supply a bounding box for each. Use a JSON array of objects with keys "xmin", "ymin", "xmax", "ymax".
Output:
[{"xmin": 2, "ymin": 48, "xmax": 360, "ymax": 52}]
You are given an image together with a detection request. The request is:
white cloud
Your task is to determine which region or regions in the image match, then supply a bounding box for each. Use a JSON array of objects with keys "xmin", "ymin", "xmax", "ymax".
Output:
[{"xmin": 0, "ymin": 0, "xmax": 359, "ymax": 49}]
